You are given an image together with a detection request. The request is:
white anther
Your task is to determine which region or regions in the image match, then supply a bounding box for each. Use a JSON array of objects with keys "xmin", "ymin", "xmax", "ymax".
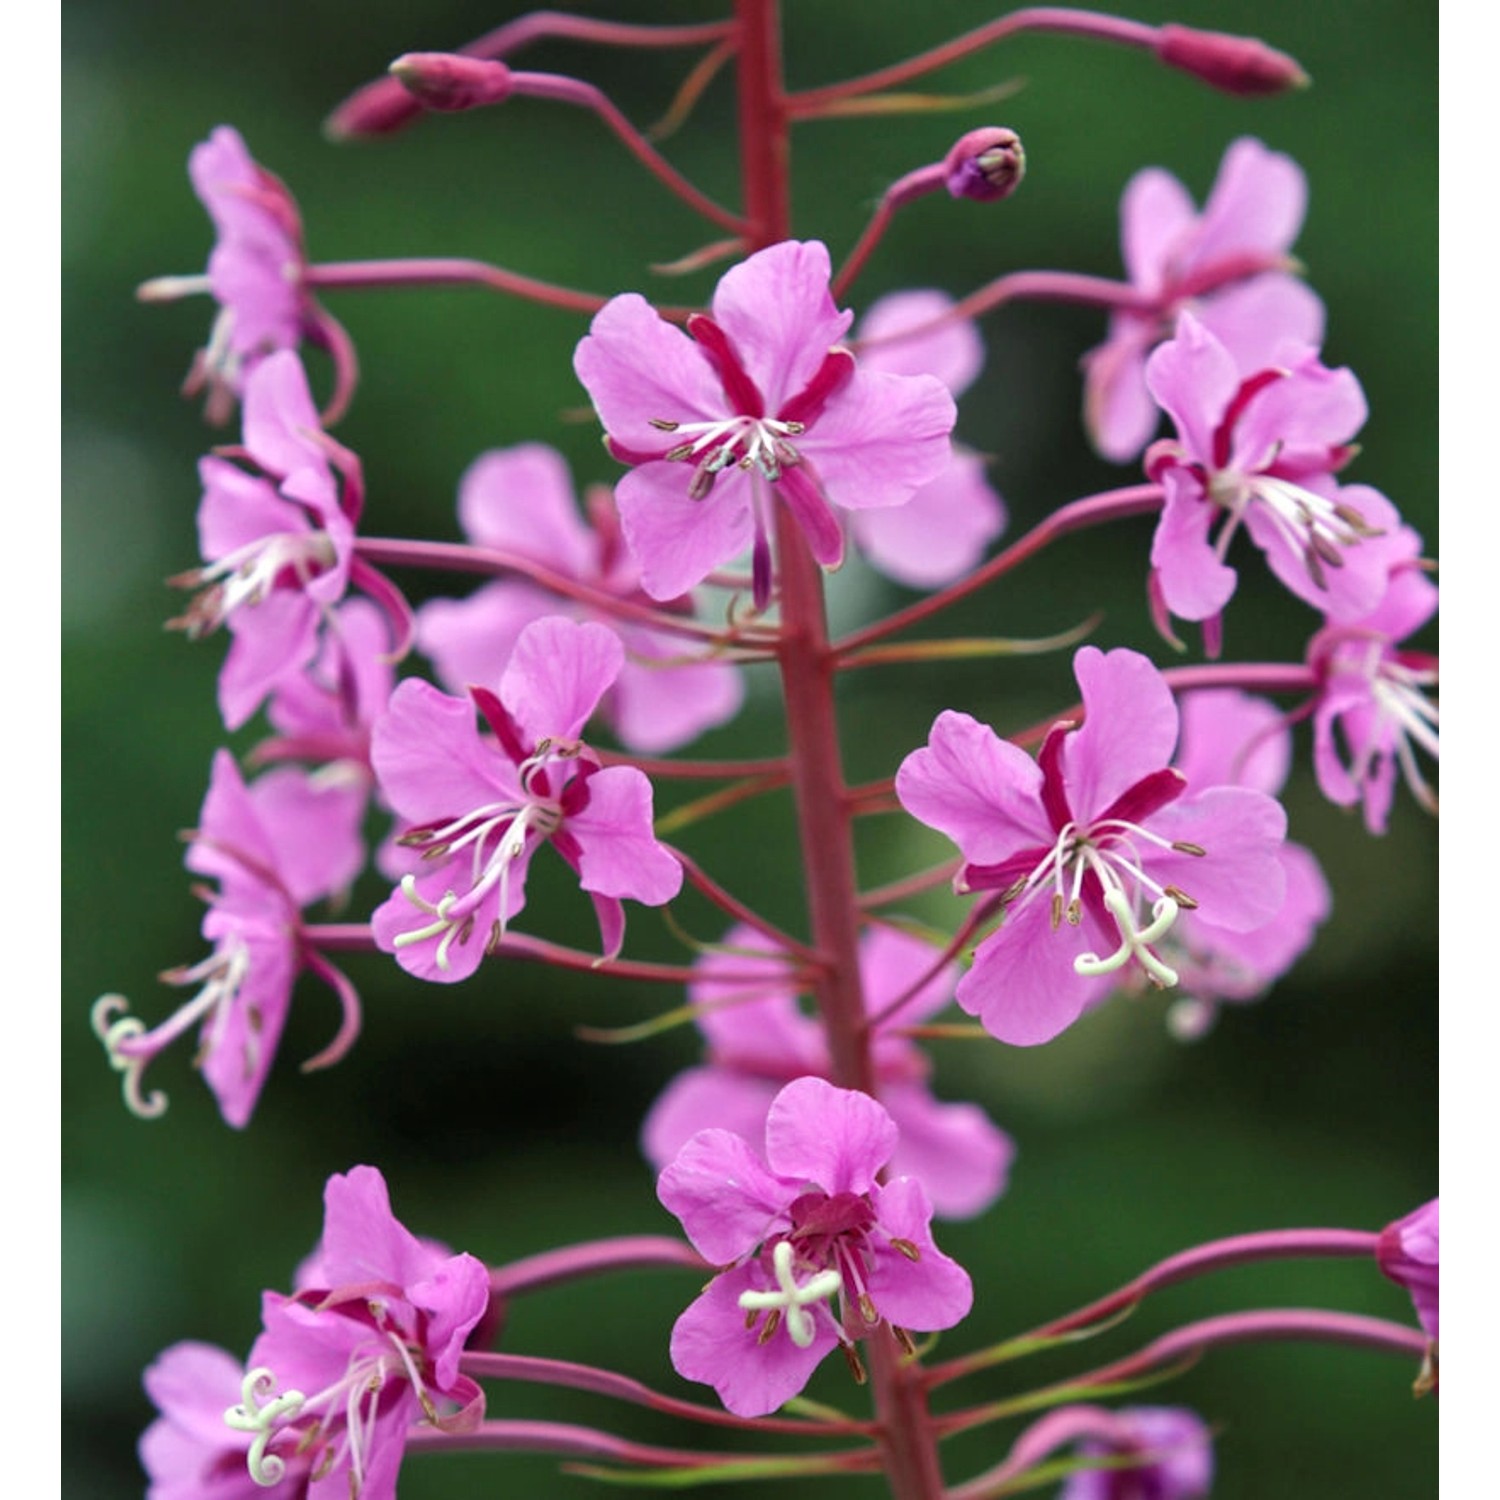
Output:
[
  {"xmin": 1074, "ymin": 889, "xmax": 1181, "ymax": 986},
  {"xmin": 225, "ymin": 1367, "xmax": 306, "ymax": 1487},
  {"xmin": 738, "ymin": 1240, "xmax": 844, "ymax": 1349}
]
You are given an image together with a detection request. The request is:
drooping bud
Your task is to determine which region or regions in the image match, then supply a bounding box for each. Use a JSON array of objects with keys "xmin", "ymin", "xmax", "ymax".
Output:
[
  {"xmin": 1156, "ymin": 25, "xmax": 1310, "ymax": 96},
  {"xmin": 389, "ymin": 53, "xmax": 515, "ymax": 113},
  {"xmin": 1376, "ymin": 1198, "xmax": 1439, "ymax": 1343},
  {"xmin": 943, "ymin": 127, "xmax": 1026, "ymax": 203}
]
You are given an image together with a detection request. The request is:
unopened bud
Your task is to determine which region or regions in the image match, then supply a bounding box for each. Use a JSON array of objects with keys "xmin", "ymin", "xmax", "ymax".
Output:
[
  {"xmin": 1157, "ymin": 25, "xmax": 1309, "ymax": 97},
  {"xmin": 943, "ymin": 127, "xmax": 1025, "ymax": 203},
  {"xmin": 389, "ymin": 53, "xmax": 515, "ymax": 113}
]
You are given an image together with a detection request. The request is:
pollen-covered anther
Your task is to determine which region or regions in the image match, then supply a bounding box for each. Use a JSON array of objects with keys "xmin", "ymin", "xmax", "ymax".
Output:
[
  {"xmin": 737, "ymin": 1239, "xmax": 843, "ymax": 1349},
  {"xmin": 1162, "ymin": 883, "xmax": 1199, "ymax": 909},
  {"xmin": 224, "ymin": 1366, "xmax": 306, "ymax": 1487},
  {"xmin": 890, "ymin": 1237, "xmax": 921, "ymax": 1262},
  {"xmin": 841, "ymin": 1342, "xmax": 868, "ymax": 1385},
  {"xmin": 1171, "ymin": 840, "xmax": 1207, "ymax": 856},
  {"xmin": 1074, "ymin": 889, "xmax": 1181, "ymax": 987}
]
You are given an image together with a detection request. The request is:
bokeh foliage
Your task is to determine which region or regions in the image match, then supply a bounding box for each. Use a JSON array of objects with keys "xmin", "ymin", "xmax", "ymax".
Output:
[{"xmin": 63, "ymin": 2, "xmax": 1436, "ymax": 1496}]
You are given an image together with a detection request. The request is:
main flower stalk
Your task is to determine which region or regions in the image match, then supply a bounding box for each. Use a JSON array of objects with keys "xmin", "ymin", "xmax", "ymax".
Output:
[{"xmin": 734, "ymin": 3, "xmax": 946, "ymax": 1494}]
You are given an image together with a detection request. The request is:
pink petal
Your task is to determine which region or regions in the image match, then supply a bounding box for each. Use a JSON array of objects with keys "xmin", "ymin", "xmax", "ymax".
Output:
[
  {"xmin": 883, "ymin": 1084, "xmax": 1014, "ymax": 1220},
  {"xmin": 246, "ymin": 765, "xmax": 366, "ymax": 907},
  {"xmin": 1082, "ymin": 316, "xmax": 1163, "ymax": 463},
  {"xmin": 710, "ymin": 240, "xmax": 852, "ymax": 406},
  {"xmin": 800, "ymin": 367, "xmax": 955, "ymax": 511},
  {"xmin": 456, "ymin": 444, "xmax": 594, "ymax": 576},
  {"xmin": 850, "ymin": 449, "xmax": 1006, "ymax": 588},
  {"xmin": 896, "ymin": 710, "xmax": 1050, "ymax": 866},
  {"xmin": 763, "ymin": 1077, "xmax": 896, "ymax": 1195},
  {"xmin": 607, "ymin": 629, "xmax": 744, "ymax": 754},
  {"xmin": 566, "ymin": 766, "xmax": 681, "ymax": 905},
  {"xmin": 641, "ymin": 1068, "xmax": 780, "ymax": 1173},
  {"xmin": 241, "ymin": 351, "xmax": 328, "ymax": 491},
  {"xmin": 861, "ymin": 925, "xmax": 957, "ymax": 1028},
  {"xmin": 416, "ymin": 580, "xmax": 560, "ymax": 697},
  {"xmin": 500, "ymin": 616, "xmax": 623, "ymax": 744},
  {"xmin": 1174, "ymin": 689, "xmax": 1290, "ymax": 796},
  {"xmin": 1063, "ymin": 648, "xmax": 1181, "ymax": 818},
  {"xmin": 318, "ymin": 1165, "xmax": 445, "ymax": 1293},
  {"xmin": 371, "ymin": 678, "xmax": 513, "ymax": 825},
  {"xmin": 217, "ymin": 592, "xmax": 321, "ymax": 732},
  {"xmin": 669, "ymin": 1263, "xmax": 837, "ymax": 1418},
  {"xmin": 957, "ymin": 904, "xmax": 1112, "ymax": 1046},
  {"xmin": 1196, "ymin": 274, "xmax": 1324, "ymax": 373},
  {"xmin": 1119, "ymin": 165, "xmax": 1198, "ymax": 292},
  {"xmin": 615, "ymin": 464, "xmax": 756, "ymax": 601},
  {"xmin": 573, "ymin": 294, "xmax": 724, "ymax": 452},
  {"xmin": 866, "ymin": 1176, "xmax": 973, "ymax": 1330},
  {"xmin": 1150, "ymin": 468, "xmax": 1236, "ymax": 622},
  {"xmin": 1143, "ymin": 313, "xmax": 1240, "ymax": 464},
  {"xmin": 656, "ymin": 1129, "xmax": 795, "ymax": 1263},
  {"xmin": 856, "ymin": 290, "xmax": 984, "ymax": 394},
  {"xmin": 1189, "ymin": 137, "xmax": 1307, "ymax": 271}
]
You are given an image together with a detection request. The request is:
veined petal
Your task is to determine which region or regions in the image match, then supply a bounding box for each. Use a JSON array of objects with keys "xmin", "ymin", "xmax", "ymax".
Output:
[
  {"xmin": 1144, "ymin": 313, "xmax": 1241, "ymax": 465},
  {"xmin": 501, "ymin": 616, "xmax": 624, "ymax": 745},
  {"xmin": 608, "ymin": 629, "xmax": 745, "ymax": 754},
  {"xmin": 318, "ymin": 1165, "xmax": 448, "ymax": 1295},
  {"xmin": 218, "ymin": 592, "xmax": 321, "ymax": 732},
  {"xmin": 1150, "ymin": 468, "xmax": 1236, "ymax": 622},
  {"xmin": 567, "ymin": 766, "xmax": 682, "ymax": 905},
  {"xmin": 882, "ymin": 1085, "xmax": 1014, "ymax": 1221},
  {"xmin": 957, "ymin": 905, "xmax": 1112, "ymax": 1046},
  {"xmin": 764, "ymin": 1077, "xmax": 896, "ymax": 1196},
  {"xmin": 1174, "ymin": 689, "xmax": 1291, "ymax": 796},
  {"xmin": 241, "ymin": 351, "xmax": 329, "ymax": 492},
  {"xmin": 1196, "ymin": 274, "xmax": 1325, "ymax": 375},
  {"xmin": 1146, "ymin": 785, "xmax": 1287, "ymax": 933},
  {"xmin": 1189, "ymin": 137, "xmax": 1308, "ymax": 271},
  {"xmin": 657, "ymin": 1129, "xmax": 795, "ymax": 1263},
  {"xmin": 669, "ymin": 1262, "xmax": 837, "ymax": 1418},
  {"xmin": 616, "ymin": 464, "xmax": 756, "ymax": 601},
  {"xmin": 371, "ymin": 678, "xmax": 514, "ymax": 825},
  {"xmin": 574, "ymin": 294, "xmax": 724, "ymax": 450},
  {"xmin": 710, "ymin": 240, "xmax": 852, "ymax": 407},
  {"xmin": 800, "ymin": 368, "xmax": 955, "ymax": 511},
  {"xmin": 866, "ymin": 1177, "xmax": 973, "ymax": 1329},
  {"xmin": 642, "ymin": 1068, "xmax": 780, "ymax": 1174},
  {"xmin": 245, "ymin": 766, "xmax": 366, "ymax": 908},
  {"xmin": 416, "ymin": 580, "xmax": 560, "ymax": 698},
  {"xmin": 1064, "ymin": 648, "xmax": 1180, "ymax": 818},
  {"xmin": 896, "ymin": 710, "xmax": 1050, "ymax": 865}
]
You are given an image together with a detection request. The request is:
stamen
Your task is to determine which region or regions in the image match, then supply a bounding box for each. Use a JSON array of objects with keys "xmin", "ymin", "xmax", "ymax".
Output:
[
  {"xmin": 889, "ymin": 1237, "xmax": 921, "ymax": 1262},
  {"xmin": 737, "ymin": 1240, "xmax": 843, "ymax": 1349},
  {"xmin": 224, "ymin": 1366, "xmax": 306, "ymax": 1487},
  {"xmin": 1074, "ymin": 890, "xmax": 1181, "ymax": 987}
]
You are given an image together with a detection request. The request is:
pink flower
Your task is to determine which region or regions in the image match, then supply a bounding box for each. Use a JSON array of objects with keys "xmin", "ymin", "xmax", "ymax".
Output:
[
  {"xmin": 140, "ymin": 1342, "xmax": 309, "ymax": 1500},
  {"xmin": 1155, "ymin": 690, "xmax": 1331, "ymax": 1038},
  {"xmin": 896, "ymin": 647, "xmax": 1287, "ymax": 1045},
  {"xmin": 416, "ymin": 443, "xmax": 743, "ymax": 753},
  {"xmin": 92, "ymin": 750, "xmax": 366, "ymax": 1128},
  {"xmin": 170, "ymin": 351, "xmax": 366, "ymax": 731},
  {"xmin": 848, "ymin": 291, "xmax": 1007, "ymax": 588},
  {"xmin": 1377, "ymin": 1198, "xmax": 1439, "ymax": 1342},
  {"xmin": 1143, "ymin": 312, "xmax": 1398, "ymax": 629},
  {"xmin": 573, "ymin": 240, "xmax": 955, "ymax": 608},
  {"xmin": 658, "ymin": 1077, "xmax": 972, "ymax": 1416},
  {"xmin": 642, "ymin": 923, "xmax": 1014, "ymax": 1219},
  {"xmin": 1084, "ymin": 136, "xmax": 1323, "ymax": 463},
  {"xmin": 371, "ymin": 616, "xmax": 682, "ymax": 981},
  {"xmin": 1059, "ymin": 1406, "xmax": 1214, "ymax": 1500},
  {"xmin": 1308, "ymin": 543, "xmax": 1439, "ymax": 834},
  {"xmin": 146, "ymin": 126, "xmax": 355, "ymax": 425},
  {"xmin": 228, "ymin": 1166, "xmax": 489, "ymax": 1500}
]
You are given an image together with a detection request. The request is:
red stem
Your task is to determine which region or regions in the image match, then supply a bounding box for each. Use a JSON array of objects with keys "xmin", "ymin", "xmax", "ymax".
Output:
[
  {"xmin": 736, "ymin": 5, "xmax": 946, "ymax": 1494},
  {"xmin": 835, "ymin": 486, "xmax": 1164, "ymax": 657},
  {"xmin": 787, "ymin": 9, "xmax": 1158, "ymax": 117}
]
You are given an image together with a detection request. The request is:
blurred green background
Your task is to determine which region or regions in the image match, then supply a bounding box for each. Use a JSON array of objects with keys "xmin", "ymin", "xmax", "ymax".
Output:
[{"xmin": 62, "ymin": 1, "xmax": 1436, "ymax": 1496}]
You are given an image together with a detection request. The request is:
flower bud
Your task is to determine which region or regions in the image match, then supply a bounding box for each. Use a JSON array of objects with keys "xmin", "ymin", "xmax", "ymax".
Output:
[
  {"xmin": 943, "ymin": 127, "xmax": 1025, "ymax": 203},
  {"xmin": 1376, "ymin": 1198, "xmax": 1439, "ymax": 1342},
  {"xmin": 389, "ymin": 53, "xmax": 515, "ymax": 113},
  {"xmin": 1157, "ymin": 25, "xmax": 1310, "ymax": 96}
]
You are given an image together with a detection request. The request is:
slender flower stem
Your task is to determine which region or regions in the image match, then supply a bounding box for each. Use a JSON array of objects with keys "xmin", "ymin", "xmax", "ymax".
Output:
[
  {"xmin": 507, "ymin": 71, "xmax": 748, "ymax": 234},
  {"xmin": 935, "ymin": 1309, "xmax": 1428, "ymax": 1437},
  {"xmin": 858, "ymin": 860, "xmax": 963, "ymax": 909},
  {"xmin": 461, "ymin": 1351, "xmax": 876, "ymax": 1435},
  {"xmin": 866, "ymin": 896, "xmax": 1004, "ymax": 1032},
  {"xmin": 926, "ymin": 1228, "xmax": 1381, "ymax": 1387},
  {"xmin": 304, "ymin": 257, "xmax": 610, "ymax": 315},
  {"xmin": 787, "ymin": 9, "xmax": 1159, "ymax": 117},
  {"xmin": 404, "ymin": 1417, "xmax": 880, "ymax": 1472},
  {"xmin": 326, "ymin": 14, "xmax": 737, "ymax": 140},
  {"xmin": 834, "ymin": 486, "xmax": 1164, "ymax": 657},
  {"xmin": 299, "ymin": 923, "xmax": 784, "ymax": 986},
  {"xmin": 596, "ymin": 750, "xmax": 791, "ymax": 781},
  {"xmin": 487, "ymin": 1235, "xmax": 708, "ymax": 1298},
  {"xmin": 352, "ymin": 536, "xmax": 771, "ymax": 646},
  {"xmin": 669, "ymin": 845, "xmax": 824, "ymax": 964},
  {"xmin": 833, "ymin": 164, "xmax": 948, "ymax": 299}
]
